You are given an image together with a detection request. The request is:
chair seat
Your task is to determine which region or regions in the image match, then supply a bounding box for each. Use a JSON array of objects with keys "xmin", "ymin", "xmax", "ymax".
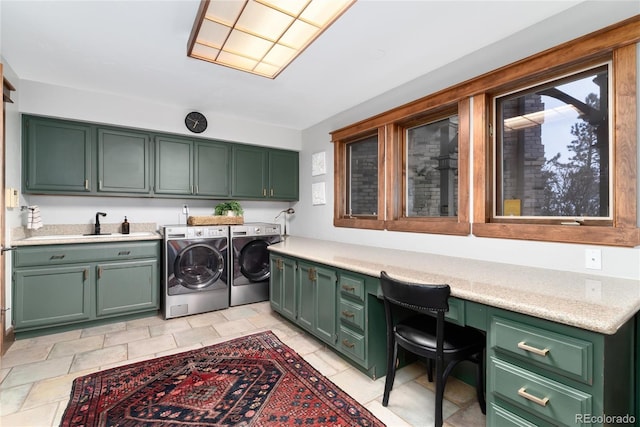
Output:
[{"xmin": 395, "ymin": 315, "xmax": 484, "ymax": 355}]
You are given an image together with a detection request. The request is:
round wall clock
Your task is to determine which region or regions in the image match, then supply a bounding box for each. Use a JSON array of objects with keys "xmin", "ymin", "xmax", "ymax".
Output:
[{"xmin": 185, "ymin": 111, "xmax": 207, "ymax": 133}]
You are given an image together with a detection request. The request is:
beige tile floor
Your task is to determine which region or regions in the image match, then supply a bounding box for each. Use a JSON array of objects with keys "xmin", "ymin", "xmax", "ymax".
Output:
[{"xmin": 0, "ymin": 302, "xmax": 486, "ymax": 426}]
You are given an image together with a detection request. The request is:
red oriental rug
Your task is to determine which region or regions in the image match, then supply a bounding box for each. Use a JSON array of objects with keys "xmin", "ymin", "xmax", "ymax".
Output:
[{"xmin": 61, "ymin": 330, "xmax": 384, "ymax": 426}]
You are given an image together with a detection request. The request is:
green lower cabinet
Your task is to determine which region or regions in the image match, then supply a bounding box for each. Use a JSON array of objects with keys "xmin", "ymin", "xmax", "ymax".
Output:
[
  {"xmin": 13, "ymin": 265, "xmax": 92, "ymax": 329},
  {"xmin": 487, "ymin": 307, "xmax": 634, "ymax": 427},
  {"xmin": 269, "ymin": 254, "xmax": 387, "ymax": 379},
  {"xmin": 270, "ymin": 255, "xmax": 297, "ymax": 321},
  {"xmin": 96, "ymin": 260, "xmax": 159, "ymax": 317},
  {"xmin": 13, "ymin": 241, "xmax": 160, "ymax": 336},
  {"xmin": 297, "ymin": 262, "xmax": 337, "ymax": 345}
]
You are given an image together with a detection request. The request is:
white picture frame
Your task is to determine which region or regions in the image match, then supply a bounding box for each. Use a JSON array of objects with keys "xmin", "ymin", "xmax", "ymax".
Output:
[
  {"xmin": 312, "ymin": 182, "xmax": 326, "ymax": 205},
  {"xmin": 311, "ymin": 151, "xmax": 326, "ymax": 176}
]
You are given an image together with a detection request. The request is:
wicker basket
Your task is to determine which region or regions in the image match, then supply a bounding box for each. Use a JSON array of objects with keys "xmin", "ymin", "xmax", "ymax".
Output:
[{"xmin": 187, "ymin": 215, "xmax": 244, "ymax": 226}]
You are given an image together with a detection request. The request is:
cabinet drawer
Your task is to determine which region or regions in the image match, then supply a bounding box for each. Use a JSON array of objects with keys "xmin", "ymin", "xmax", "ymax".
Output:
[
  {"xmin": 339, "ymin": 298, "xmax": 364, "ymax": 330},
  {"xmin": 339, "ymin": 274, "xmax": 364, "ymax": 301},
  {"xmin": 445, "ymin": 297, "xmax": 465, "ymax": 326},
  {"xmin": 491, "ymin": 317, "xmax": 593, "ymax": 383},
  {"xmin": 490, "ymin": 357, "xmax": 592, "ymax": 426},
  {"xmin": 14, "ymin": 242, "xmax": 159, "ymax": 267},
  {"xmin": 339, "ymin": 326, "xmax": 365, "ymax": 361},
  {"xmin": 488, "ymin": 403, "xmax": 539, "ymax": 427}
]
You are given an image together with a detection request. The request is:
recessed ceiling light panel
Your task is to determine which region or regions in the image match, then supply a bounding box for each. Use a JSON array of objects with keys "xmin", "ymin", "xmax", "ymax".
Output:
[{"xmin": 187, "ymin": 0, "xmax": 355, "ymax": 78}]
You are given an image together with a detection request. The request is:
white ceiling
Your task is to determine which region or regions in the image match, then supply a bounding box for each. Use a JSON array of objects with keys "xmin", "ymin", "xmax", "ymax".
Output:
[{"xmin": 1, "ymin": 1, "xmax": 638, "ymax": 131}]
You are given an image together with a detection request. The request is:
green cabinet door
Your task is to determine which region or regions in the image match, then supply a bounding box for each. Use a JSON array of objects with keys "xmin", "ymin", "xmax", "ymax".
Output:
[
  {"xmin": 297, "ymin": 262, "xmax": 337, "ymax": 345},
  {"xmin": 281, "ymin": 257, "xmax": 297, "ymax": 321},
  {"xmin": 297, "ymin": 262, "xmax": 315, "ymax": 331},
  {"xmin": 98, "ymin": 128, "xmax": 150, "ymax": 194},
  {"xmin": 154, "ymin": 136, "xmax": 193, "ymax": 195},
  {"xmin": 195, "ymin": 141, "xmax": 230, "ymax": 197},
  {"xmin": 314, "ymin": 265, "xmax": 337, "ymax": 344},
  {"xmin": 231, "ymin": 145, "xmax": 267, "ymax": 198},
  {"xmin": 270, "ymin": 256, "xmax": 283, "ymax": 312},
  {"xmin": 96, "ymin": 259, "xmax": 159, "ymax": 317},
  {"xmin": 269, "ymin": 149, "xmax": 299, "ymax": 200},
  {"xmin": 13, "ymin": 265, "xmax": 91, "ymax": 329},
  {"xmin": 23, "ymin": 116, "xmax": 92, "ymax": 193},
  {"xmin": 270, "ymin": 255, "xmax": 297, "ymax": 321}
]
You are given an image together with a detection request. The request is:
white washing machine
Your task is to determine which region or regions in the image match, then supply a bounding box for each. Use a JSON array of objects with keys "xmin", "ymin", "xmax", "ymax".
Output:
[
  {"xmin": 163, "ymin": 225, "xmax": 229, "ymax": 319},
  {"xmin": 229, "ymin": 223, "xmax": 281, "ymax": 306}
]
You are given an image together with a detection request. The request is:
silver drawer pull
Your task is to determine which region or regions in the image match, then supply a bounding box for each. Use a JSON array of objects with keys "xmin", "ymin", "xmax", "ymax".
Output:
[
  {"xmin": 341, "ymin": 310, "xmax": 355, "ymax": 318},
  {"xmin": 518, "ymin": 387, "xmax": 549, "ymax": 407},
  {"xmin": 341, "ymin": 285, "xmax": 355, "ymax": 292},
  {"xmin": 517, "ymin": 341, "xmax": 549, "ymax": 356},
  {"xmin": 50, "ymin": 255, "xmax": 66, "ymax": 260}
]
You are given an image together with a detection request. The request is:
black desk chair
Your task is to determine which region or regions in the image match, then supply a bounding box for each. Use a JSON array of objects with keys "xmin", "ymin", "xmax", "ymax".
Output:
[{"xmin": 380, "ymin": 271, "xmax": 486, "ymax": 427}]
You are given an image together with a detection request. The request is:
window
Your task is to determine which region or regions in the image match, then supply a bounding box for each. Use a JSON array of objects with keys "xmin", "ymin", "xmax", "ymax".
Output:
[
  {"xmin": 333, "ymin": 18, "xmax": 638, "ymax": 246},
  {"xmin": 333, "ymin": 128, "xmax": 385, "ymax": 230},
  {"xmin": 494, "ymin": 64, "xmax": 611, "ymax": 221},
  {"xmin": 473, "ymin": 41, "xmax": 637, "ymax": 247},
  {"xmin": 405, "ymin": 114, "xmax": 459, "ymax": 218},
  {"xmin": 347, "ymin": 134, "xmax": 379, "ymax": 217}
]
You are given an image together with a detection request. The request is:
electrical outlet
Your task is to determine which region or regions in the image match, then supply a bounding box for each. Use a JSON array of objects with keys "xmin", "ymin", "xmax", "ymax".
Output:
[{"xmin": 585, "ymin": 249, "xmax": 602, "ymax": 270}]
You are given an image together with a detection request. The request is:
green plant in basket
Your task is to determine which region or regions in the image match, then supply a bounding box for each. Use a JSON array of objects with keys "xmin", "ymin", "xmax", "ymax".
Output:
[{"xmin": 214, "ymin": 201, "xmax": 244, "ymax": 216}]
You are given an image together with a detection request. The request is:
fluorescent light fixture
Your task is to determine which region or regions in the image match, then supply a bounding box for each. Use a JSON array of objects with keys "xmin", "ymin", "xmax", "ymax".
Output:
[
  {"xmin": 503, "ymin": 104, "xmax": 580, "ymax": 131},
  {"xmin": 188, "ymin": 0, "xmax": 355, "ymax": 79}
]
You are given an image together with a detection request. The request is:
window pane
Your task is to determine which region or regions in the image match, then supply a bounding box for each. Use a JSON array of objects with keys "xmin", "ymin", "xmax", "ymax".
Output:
[
  {"xmin": 347, "ymin": 135, "xmax": 378, "ymax": 216},
  {"xmin": 496, "ymin": 65, "xmax": 610, "ymax": 218},
  {"xmin": 406, "ymin": 116, "xmax": 458, "ymax": 217}
]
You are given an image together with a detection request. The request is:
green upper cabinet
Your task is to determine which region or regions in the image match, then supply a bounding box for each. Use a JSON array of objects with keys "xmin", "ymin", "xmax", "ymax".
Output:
[
  {"xmin": 231, "ymin": 145, "xmax": 266, "ymax": 198},
  {"xmin": 154, "ymin": 135, "xmax": 194, "ymax": 195},
  {"xmin": 194, "ymin": 140, "xmax": 230, "ymax": 197},
  {"xmin": 98, "ymin": 128, "xmax": 150, "ymax": 194},
  {"xmin": 154, "ymin": 135, "xmax": 230, "ymax": 197},
  {"xmin": 23, "ymin": 116, "xmax": 92, "ymax": 193},
  {"xmin": 269, "ymin": 149, "xmax": 299, "ymax": 200},
  {"xmin": 23, "ymin": 114, "xmax": 292, "ymax": 201},
  {"xmin": 231, "ymin": 145, "xmax": 299, "ymax": 200}
]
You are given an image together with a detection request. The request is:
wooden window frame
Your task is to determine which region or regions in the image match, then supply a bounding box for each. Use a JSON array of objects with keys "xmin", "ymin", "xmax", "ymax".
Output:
[
  {"xmin": 473, "ymin": 27, "xmax": 639, "ymax": 247},
  {"xmin": 333, "ymin": 127, "xmax": 385, "ymax": 230},
  {"xmin": 386, "ymin": 100, "xmax": 470, "ymax": 235},
  {"xmin": 332, "ymin": 16, "xmax": 639, "ymax": 246}
]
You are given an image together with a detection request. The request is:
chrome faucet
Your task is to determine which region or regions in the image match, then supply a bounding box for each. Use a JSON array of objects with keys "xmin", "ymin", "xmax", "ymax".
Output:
[{"xmin": 94, "ymin": 212, "xmax": 107, "ymax": 235}]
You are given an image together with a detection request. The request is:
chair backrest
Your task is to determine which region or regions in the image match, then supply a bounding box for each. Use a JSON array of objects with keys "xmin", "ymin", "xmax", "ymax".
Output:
[{"xmin": 380, "ymin": 271, "xmax": 450, "ymax": 315}]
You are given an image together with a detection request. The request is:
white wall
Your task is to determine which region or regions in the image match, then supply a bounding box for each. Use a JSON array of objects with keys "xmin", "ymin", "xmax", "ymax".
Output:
[{"xmin": 292, "ymin": 24, "xmax": 640, "ymax": 280}]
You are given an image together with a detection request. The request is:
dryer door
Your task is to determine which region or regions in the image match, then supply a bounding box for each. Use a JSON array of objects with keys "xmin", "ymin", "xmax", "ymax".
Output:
[
  {"xmin": 238, "ymin": 240, "xmax": 270, "ymax": 282},
  {"xmin": 172, "ymin": 242, "xmax": 226, "ymax": 293}
]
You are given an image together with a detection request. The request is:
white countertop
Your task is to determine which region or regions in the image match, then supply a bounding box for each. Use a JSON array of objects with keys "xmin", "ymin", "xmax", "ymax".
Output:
[
  {"xmin": 11, "ymin": 232, "xmax": 162, "ymax": 246},
  {"xmin": 11, "ymin": 223, "xmax": 162, "ymax": 246},
  {"xmin": 269, "ymin": 236, "xmax": 640, "ymax": 335}
]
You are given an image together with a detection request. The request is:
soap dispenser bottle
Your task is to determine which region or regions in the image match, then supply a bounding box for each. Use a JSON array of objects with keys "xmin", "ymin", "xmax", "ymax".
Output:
[{"xmin": 122, "ymin": 216, "xmax": 130, "ymax": 234}]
